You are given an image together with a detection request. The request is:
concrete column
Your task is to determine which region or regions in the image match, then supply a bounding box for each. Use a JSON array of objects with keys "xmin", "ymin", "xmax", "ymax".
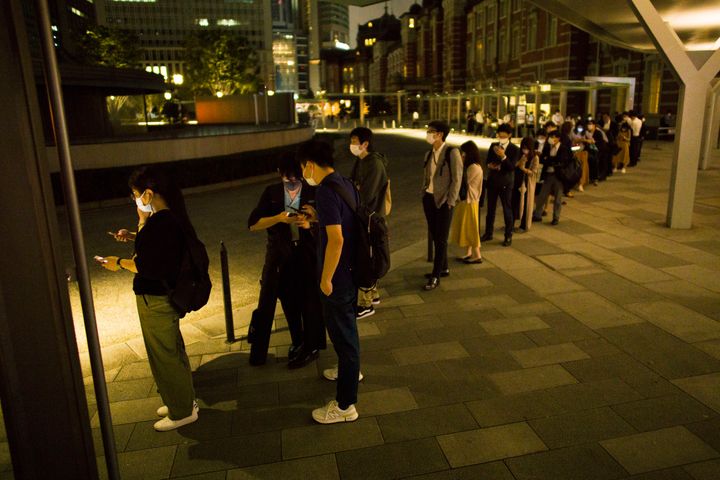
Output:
[
  {"xmin": 359, "ymin": 91, "xmax": 365, "ymax": 125},
  {"xmin": 628, "ymin": 0, "xmax": 720, "ymax": 228},
  {"xmin": 700, "ymin": 79, "xmax": 720, "ymax": 170},
  {"xmin": 534, "ymin": 86, "xmax": 542, "ymax": 128},
  {"xmin": 559, "ymin": 90, "xmax": 567, "ymax": 117},
  {"xmin": 447, "ymin": 97, "xmax": 452, "ymax": 125},
  {"xmin": 496, "ymin": 94, "xmax": 501, "ymax": 119},
  {"xmin": 587, "ymin": 89, "xmax": 597, "ymax": 116},
  {"xmin": 397, "ymin": 92, "xmax": 402, "ymax": 128},
  {"xmin": 457, "ymin": 97, "xmax": 462, "ymax": 130}
]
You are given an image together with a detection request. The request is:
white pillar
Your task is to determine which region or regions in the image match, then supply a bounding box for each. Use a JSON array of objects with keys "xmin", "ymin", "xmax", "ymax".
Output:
[{"xmin": 628, "ymin": 0, "xmax": 720, "ymax": 228}]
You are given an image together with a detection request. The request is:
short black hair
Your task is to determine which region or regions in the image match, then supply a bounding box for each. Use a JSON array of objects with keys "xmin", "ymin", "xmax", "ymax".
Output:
[
  {"xmin": 350, "ymin": 127, "xmax": 373, "ymax": 150},
  {"xmin": 296, "ymin": 139, "xmax": 334, "ymax": 168},
  {"xmin": 543, "ymin": 120, "xmax": 556, "ymax": 129},
  {"xmin": 497, "ymin": 123, "xmax": 513, "ymax": 135},
  {"xmin": 536, "ymin": 128, "xmax": 547, "ymax": 138},
  {"xmin": 277, "ymin": 150, "xmax": 301, "ymax": 178},
  {"xmin": 428, "ymin": 120, "xmax": 450, "ymax": 140},
  {"xmin": 548, "ymin": 130, "xmax": 561, "ymax": 138},
  {"xmin": 586, "ymin": 119, "xmax": 596, "ymax": 125}
]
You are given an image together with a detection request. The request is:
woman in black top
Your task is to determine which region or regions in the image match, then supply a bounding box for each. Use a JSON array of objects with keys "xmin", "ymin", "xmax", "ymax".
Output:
[{"xmin": 98, "ymin": 166, "xmax": 198, "ymax": 432}]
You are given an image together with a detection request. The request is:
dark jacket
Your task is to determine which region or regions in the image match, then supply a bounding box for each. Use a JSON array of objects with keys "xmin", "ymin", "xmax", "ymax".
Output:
[
  {"xmin": 538, "ymin": 141, "xmax": 573, "ymax": 182},
  {"xmin": 485, "ymin": 141, "xmax": 520, "ymax": 187},
  {"xmin": 247, "ymin": 182, "xmax": 318, "ymax": 269},
  {"xmin": 350, "ymin": 151, "xmax": 388, "ymax": 216}
]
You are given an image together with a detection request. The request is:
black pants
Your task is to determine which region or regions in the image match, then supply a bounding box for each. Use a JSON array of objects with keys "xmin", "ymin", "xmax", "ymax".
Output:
[
  {"xmin": 484, "ymin": 181, "xmax": 514, "ymax": 239},
  {"xmin": 630, "ymin": 136, "xmax": 640, "ymax": 165},
  {"xmin": 251, "ymin": 244, "xmax": 325, "ymax": 362},
  {"xmin": 423, "ymin": 193, "xmax": 453, "ymax": 277},
  {"xmin": 588, "ymin": 150, "xmax": 599, "ymax": 182}
]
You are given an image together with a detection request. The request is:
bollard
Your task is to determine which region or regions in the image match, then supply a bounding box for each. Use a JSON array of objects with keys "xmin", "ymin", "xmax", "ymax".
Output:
[{"xmin": 220, "ymin": 241, "xmax": 236, "ymax": 343}]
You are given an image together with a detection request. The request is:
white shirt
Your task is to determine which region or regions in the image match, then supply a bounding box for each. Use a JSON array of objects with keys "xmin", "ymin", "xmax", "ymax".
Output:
[
  {"xmin": 426, "ymin": 143, "xmax": 445, "ymax": 194},
  {"xmin": 631, "ymin": 117, "xmax": 642, "ymax": 137},
  {"xmin": 552, "ymin": 113, "xmax": 564, "ymax": 125}
]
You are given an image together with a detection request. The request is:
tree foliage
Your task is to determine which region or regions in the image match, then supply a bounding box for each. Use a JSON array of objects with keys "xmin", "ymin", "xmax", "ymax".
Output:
[
  {"xmin": 184, "ymin": 31, "xmax": 261, "ymax": 97},
  {"xmin": 78, "ymin": 26, "xmax": 141, "ymax": 68}
]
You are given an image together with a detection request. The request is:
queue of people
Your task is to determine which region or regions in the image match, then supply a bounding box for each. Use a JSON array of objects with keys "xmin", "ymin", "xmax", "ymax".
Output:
[{"xmin": 94, "ymin": 111, "xmax": 646, "ymax": 431}]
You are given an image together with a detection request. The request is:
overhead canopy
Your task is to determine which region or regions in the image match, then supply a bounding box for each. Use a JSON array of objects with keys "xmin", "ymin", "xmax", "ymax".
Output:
[{"xmin": 525, "ymin": 0, "xmax": 720, "ymax": 52}]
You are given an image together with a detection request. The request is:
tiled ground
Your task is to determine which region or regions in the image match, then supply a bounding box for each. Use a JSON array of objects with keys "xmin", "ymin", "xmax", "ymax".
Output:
[{"xmin": 2, "ymin": 136, "xmax": 720, "ymax": 479}]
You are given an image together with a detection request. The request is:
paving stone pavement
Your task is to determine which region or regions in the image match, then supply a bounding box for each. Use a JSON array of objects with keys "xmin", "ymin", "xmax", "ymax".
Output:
[{"xmin": 2, "ymin": 135, "xmax": 720, "ymax": 479}]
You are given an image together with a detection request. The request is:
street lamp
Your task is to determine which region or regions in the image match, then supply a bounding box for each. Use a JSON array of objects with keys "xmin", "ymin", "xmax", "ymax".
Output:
[
  {"xmin": 216, "ymin": 91, "xmax": 224, "ymax": 98},
  {"xmin": 172, "ymin": 74, "xmax": 184, "ymax": 85},
  {"xmin": 163, "ymin": 92, "xmax": 172, "ymax": 100}
]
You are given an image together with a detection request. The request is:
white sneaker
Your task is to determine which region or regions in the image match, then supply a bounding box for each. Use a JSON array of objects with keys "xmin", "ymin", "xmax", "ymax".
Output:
[
  {"xmin": 323, "ymin": 366, "xmax": 364, "ymax": 381},
  {"xmin": 578, "ymin": 185, "xmax": 584, "ymax": 192},
  {"xmin": 153, "ymin": 402, "xmax": 199, "ymax": 431},
  {"xmin": 621, "ymin": 168, "xmax": 627, "ymax": 174},
  {"xmin": 156, "ymin": 400, "xmax": 199, "ymax": 417},
  {"xmin": 312, "ymin": 400, "xmax": 358, "ymax": 424}
]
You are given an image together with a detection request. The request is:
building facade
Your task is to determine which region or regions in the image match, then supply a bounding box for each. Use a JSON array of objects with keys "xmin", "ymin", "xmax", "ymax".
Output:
[
  {"xmin": 95, "ymin": 0, "xmax": 274, "ymax": 88},
  {"xmin": 320, "ymin": 0, "xmax": 679, "ymax": 120}
]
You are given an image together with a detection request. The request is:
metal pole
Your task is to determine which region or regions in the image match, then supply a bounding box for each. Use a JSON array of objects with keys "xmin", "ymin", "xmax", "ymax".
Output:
[
  {"xmin": 142, "ymin": 94, "xmax": 149, "ymax": 127},
  {"xmin": 220, "ymin": 242, "xmax": 235, "ymax": 343},
  {"xmin": 265, "ymin": 91, "xmax": 270, "ymax": 123},
  {"xmin": 35, "ymin": 1, "xmax": 120, "ymax": 478},
  {"xmin": 253, "ymin": 94, "xmax": 260, "ymax": 125},
  {"xmin": 360, "ymin": 91, "xmax": 365, "ymax": 125}
]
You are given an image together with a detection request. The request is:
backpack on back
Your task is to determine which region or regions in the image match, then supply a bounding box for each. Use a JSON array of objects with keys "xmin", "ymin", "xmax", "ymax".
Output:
[
  {"xmin": 168, "ymin": 225, "xmax": 212, "ymax": 318},
  {"xmin": 326, "ymin": 180, "xmax": 390, "ymax": 290}
]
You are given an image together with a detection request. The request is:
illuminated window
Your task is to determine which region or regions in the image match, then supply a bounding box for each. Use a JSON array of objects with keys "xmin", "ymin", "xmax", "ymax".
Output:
[
  {"xmin": 409, "ymin": 18, "xmax": 415, "ymax": 28},
  {"xmin": 217, "ymin": 19, "xmax": 238, "ymax": 26},
  {"xmin": 70, "ymin": 7, "xmax": 86, "ymax": 17},
  {"xmin": 368, "ymin": 21, "xmax": 373, "ymax": 28},
  {"xmin": 197, "ymin": 18, "xmax": 209, "ymax": 27}
]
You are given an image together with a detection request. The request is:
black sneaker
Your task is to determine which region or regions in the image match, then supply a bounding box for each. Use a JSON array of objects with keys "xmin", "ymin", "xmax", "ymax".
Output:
[
  {"xmin": 356, "ymin": 306, "xmax": 375, "ymax": 319},
  {"xmin": 371, "ymin": 297, "xmax": 380, "ymax": 305},
  {"xmin": 288, "ymin": 347, "xmax": 319, "ymax": 369}
]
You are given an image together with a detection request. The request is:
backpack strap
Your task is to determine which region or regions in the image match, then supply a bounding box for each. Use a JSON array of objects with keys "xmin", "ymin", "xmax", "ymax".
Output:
[{"xmin": 324, "ymin": 178, "xmax": 359, "ymax": 214}]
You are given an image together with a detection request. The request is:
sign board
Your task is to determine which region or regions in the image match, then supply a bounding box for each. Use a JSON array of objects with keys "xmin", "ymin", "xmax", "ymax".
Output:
[{"xmin": 517, "ymin": 105, "xmax": 527, "ymax": 125}]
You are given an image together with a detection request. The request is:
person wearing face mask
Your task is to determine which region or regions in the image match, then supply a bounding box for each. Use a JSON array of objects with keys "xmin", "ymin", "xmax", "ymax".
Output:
[
  {"xmin": 349, "ymin": 127, "xmax": 388, "ymax": 319},
  {"xmin": 532, "ymin": 130, "xmax": 572, "ymax": 225},
  {"xmin": 481, "ymin": 123, "xmax": 520, "ymax": 247},
  {"xmin": 296, "ymin": 140, "xmax": 362, "ymax": 424},
  {"xmin": 422, "ymin": 121, "xmax": 464, "ymax": 290},
  {"xmin": 247, "ymin": 152, "xmax": 325, "ymax": 369},
  {"xmin": 516, "ymin": 137, "xmax": 540, "ymax": 232},
  {"xmin": 99, "ymin": 166, "xmax": 200, "ymax": 432}
]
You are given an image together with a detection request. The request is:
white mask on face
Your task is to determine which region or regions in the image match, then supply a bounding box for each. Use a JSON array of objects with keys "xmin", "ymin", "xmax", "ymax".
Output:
[
  {"xmin": 135, "ymin": 192, "xmax": 153, "ymax": 213},
  {"xmin": 349, "ymin": 144, "xmax": 363, "ymax": 157},
  {"xmin": 303, "ymin": 164, "xmax": 317, "ymax": 186},
  {"xmin": 426, "ymin": 133, "xmax": 437, "ymax": 145}
]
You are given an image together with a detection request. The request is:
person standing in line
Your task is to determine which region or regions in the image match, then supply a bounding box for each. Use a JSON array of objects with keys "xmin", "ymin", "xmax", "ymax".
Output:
[
  {"xmin": 100, "ymin": 166, "xmax": 199, "ymax": 432},
  {"xmin": 349, "ymin": 127, "xmax": 388, "ymax": 319},
  {"xmin": 475, "ymin": 110, "xmax": 485, "ymax": 136},
  {"xmin": 247, "ymin": 153, "xmax": 325, "ymax": 369},
  {"xmin": 532, "ymin": 130, "xmax": 572, "ymax": 225},
  {"xmin": 481, "ymin": 123, "xmax": 520, "ymax": 247},
  {"xmin": 552, "ymin": 110, "xmax": 564, "ymax": 126},
  {"xmin": 516, "ymin": 137, "xmax": 540, "ymax": 232},
  {"xmin": 297, "ymin": 140, "xmax": 361, "ymax": 424},
  {"xmin": 612, "ymin": 123, "xmax": 631, "ymax": 173},
  {"xmin": 422, "ymin": 120, "xmax": 463, "ymax": 290},
  {"xmin": 449, "ymin": 141, "xmax": 484, "ymax": 264},
  {"xmin": 628, "ymin": 111, "xmax": 643, "ymax": 167}
]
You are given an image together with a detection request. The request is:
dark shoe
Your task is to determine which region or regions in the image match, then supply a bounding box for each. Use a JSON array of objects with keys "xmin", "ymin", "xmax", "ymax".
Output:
[
  {"xmin": 288, "ymin": 347, "xmax": 319, "ymax": 369},
  {"xmin": 457, "ymin": 255, "xmax": 472, "ymax": 262},
  {"xmin": 463, "ymin": 257, "xmax": 483, "ymax": 264},
  {"xmin": 551, "ymin": 219, "xmax": 559, "ymax": 225},
  {"xmin": 532, "ymin": 216, "xmax": 542, "ymax": 223},
  {"xmin": 502, "ymin": 238, "xmax": 512, "ymax": 247},
  {"xmin": 425, "ymin": 270, "xmax": 449, "ymax": 279},
  {"xmin": 541, "ymin": 210, "xmax": 548, "ymax": 217},
  {"xmin": 480, "ymin": 233, "xmax": 493, "ymax": 242},
  {"xmin": 424, "ymin": 277, "xmax": 439, "ymax": 290},
  {"xmin": 371, "ymin": 297, "xmax": 381, "ymax": 305},
  {"xmin": 288, "ymin": 344, "xmax": 301, "ymax": 362},
  {"xmin": 356, "ymin": 305, "xmax": 375, "ymax": 320},
  {"xmin": 249, "ymin": 347, "xmax": 267, "ymax": 366}
]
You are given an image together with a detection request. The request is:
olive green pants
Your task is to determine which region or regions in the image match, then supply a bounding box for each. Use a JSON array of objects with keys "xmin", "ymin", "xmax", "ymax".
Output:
[
  {"xmin": 358, "ymin": 285, "xmax": 379, "ymax": 308},
  {"xmin": 136, "ymin": 294, "xmax": 195, "ymax": 419}
]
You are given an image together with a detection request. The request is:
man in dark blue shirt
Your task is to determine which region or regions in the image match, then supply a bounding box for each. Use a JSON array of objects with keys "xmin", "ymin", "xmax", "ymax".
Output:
[{"xmin": 297, "ymin": 140, "xmax": 361, "ymax": 424}]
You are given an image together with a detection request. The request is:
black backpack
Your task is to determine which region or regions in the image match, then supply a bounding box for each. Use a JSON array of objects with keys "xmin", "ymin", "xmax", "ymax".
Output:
[
  {"xmin": 326, "ymin": 179, "xmax": 390, "ymax": 290},
  {"xmin": 168, "ymin": 224, "xmax": 212, "ymax": 318}
]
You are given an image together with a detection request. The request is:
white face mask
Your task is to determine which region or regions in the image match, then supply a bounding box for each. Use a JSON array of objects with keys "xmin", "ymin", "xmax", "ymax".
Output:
[
  {"xmin": 135, "ymin": 192, "xmax": 153, "ymax": 213},
  {"xmin": 498, "ymin": 137, "xmax": 509, "ymax": 147},
  {"xmin": 349, "ymin": 144, "xmax": 363, "ymax": 157},
  {"xmin": 303, "ymin": 164, "xmax": 317, "ymax": 186},
  {"xmin": 426, "ymin": 133, "xmax": 437, "ymax": 145}
]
